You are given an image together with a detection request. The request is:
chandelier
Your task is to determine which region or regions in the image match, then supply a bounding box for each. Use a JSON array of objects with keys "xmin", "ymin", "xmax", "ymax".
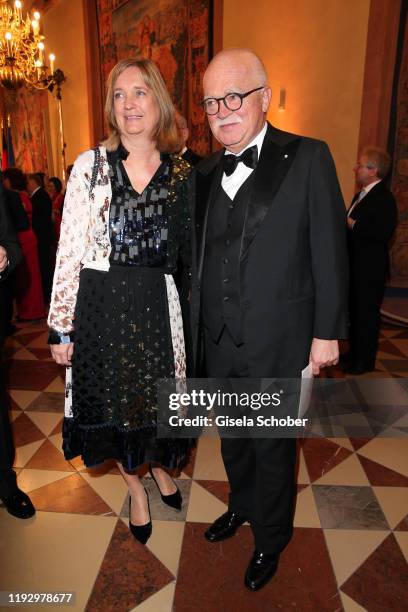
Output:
[{"xmin": 0, "ymin": 0, "xmax": 58, "ymax": 90}]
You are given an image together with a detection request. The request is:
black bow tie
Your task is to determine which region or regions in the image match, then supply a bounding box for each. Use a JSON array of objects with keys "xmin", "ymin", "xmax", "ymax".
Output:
[{"xmin": 223, "ymin": 145, "xmax": 258, "ymax": 177}]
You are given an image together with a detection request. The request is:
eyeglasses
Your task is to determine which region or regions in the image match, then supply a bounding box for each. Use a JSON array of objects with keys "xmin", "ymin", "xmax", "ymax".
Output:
[{"xmin": 202, "ymin": 86, "xmax": 265, "ymax": 115}]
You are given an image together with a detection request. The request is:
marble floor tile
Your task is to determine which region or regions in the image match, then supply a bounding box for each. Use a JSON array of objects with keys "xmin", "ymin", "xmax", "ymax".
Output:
[
  {"xmin": 194, "ymin": 479, "xmax": 230, "ymax": 505},
  {"xmin": 301, "ymin": 438, "xmax": 352, "ymax": 482},
  {"xmin": 357, "ymin": 438, "xmax": 408, "ymax": 477},
  {"xmin": 186, "ymin": 481, "xmax": 227, "ymax": 523},
  {"xmin": 8, "ymin": 389, "xmax": 41, "ymax": 409},
  {"xmin": 17, "ymin": 468, "xmax": 74, "ymax": 493},
  {"xmin": 26, "ymin": 391, "xmax": 65, "ymax": 412},
  {"xmin": 293, "ymin": 485, "xmax": 321, "ymax": 528},
  {"xmin": 129, "ymin": 582, "xmax": 175, "ymax": 612},
  {"xmin": 324, "ymin": 529, "xmax": 388, "ymax": 586},
  {"xmin": 11, "ymin": 412, "xmax": 45, "ymax": 446},
  {"xmin": 340, "ymin": 590, "xmax": 372, "ymax": 611},
  {"xmin": 13, "ymin": 439, "xmax": 44, "ymax": 468},
  {"xmin": 395, "ymin": 516, "xmax": 408, "ymax": 531},
  {"xmin": 12, "ymin": 347, "xmax": 38, "ymax": 360},
  {"xmin": 378, "ymin": 339, "xmax": 407, "ymax": 358},
  {"xmin": 81, "ymin": 472, "xmax": 128, "ymax": 516},
  {"xmin": 28, "ymin": 348, "xmax": 54, "ymax": 360},
  {"xmin": 25, "ymin": 331, "xmax": 50, "ymax": 348},
  {"xmin": 394, "ymin": 531, "xmax": 408, "ymax": 563},
  {"xmin": 312, "ymin": 485, "xmax": 389, "ymax": 530},
  {"xmin": 174, "ymin": 525, "xmax": 341, "ymax": 612},
  {"xmin": 341, "ymin": 534, "xmax": 408, "ymax": 611},
  {"xmin": 372, "ymin": 486, "xmax": 408, "ymax": 529},
  {"xmin": 25, "ymin": 411, "xmax": 64, "ymax": 436},
  {"xmin": 379, "ymin": 359, "xmax": 408, "ymax": 372},
  {"xmin": 24, "ymin": 439, "xmax": 75, "ymax": 472},
  {"xmin": 28, "ymin": 473, "xmax": 116, "ymax": 515},
  {"xmin": 44, "ymin": 375, "xmax": 66, "ymax": 393},
  {"xmin": 313, "ymin": 453, "xmax": 370, "ymax": 486},
  {"xmin": 193, "ymin": 437, "xmax": 228, "ymax": 481},
  {"xmin": 14, "ymin": 331, "xmax": 45, "ymax": 346},
  {"xmin": 180, "ymin": 443, "xmax": 197, "ymax": 478},
  {"xmin": 6, "ymin": 360, "xmax": 61, "ymax": 391},
  {"xmin": 146, "ymin": 520, "xmax": 185, "ymax": 576},
  {"xmin": 85, "ymin": 519, "xmax": 174, "ymax": 611},
  {"xmin": 0, "ymin": 511, "xmax": 117, "ymax": 612}
]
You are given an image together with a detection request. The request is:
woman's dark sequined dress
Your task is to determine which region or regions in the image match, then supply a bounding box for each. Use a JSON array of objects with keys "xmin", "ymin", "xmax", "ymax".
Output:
[{"xmin": 62, "ymin": 145, "xmax": 192, "ymax": 470}]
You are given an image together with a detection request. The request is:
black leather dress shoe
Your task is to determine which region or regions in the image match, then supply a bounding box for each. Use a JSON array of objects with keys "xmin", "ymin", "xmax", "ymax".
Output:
[
  {"xmin": 244, "ymin": 550, "xmax": 279, "ymax": 591},
  {"xmin": 204, "ymin": 511, "xmax": 246, "ymax": 542},
  {"xmin": 0, "ymin": 488, "xmax": 35, "ymax": 519}
]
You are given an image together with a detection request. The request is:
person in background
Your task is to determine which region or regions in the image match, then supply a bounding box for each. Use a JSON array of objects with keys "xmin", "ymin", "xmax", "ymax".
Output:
[
  {"xmin": 3, "ymin": 168, "xmax": 45, "ymax": 321},
  {"xmin": 343, "ymin": 146, "xmax": 398, "ymax": 374},
  {"xmin": 27, "ymin": 173, "xmax": 54, "ymax": 304},
  {"xmin": 47, "ymin": 176, "xmax": 64, "ymax": 240},
  {"xmin": 175, "ymin": 112, "xmax": 202, "ymax": 166},
  {"xmin": 0, "ymin": 183, "xmax": 35, "ymax": 518}
]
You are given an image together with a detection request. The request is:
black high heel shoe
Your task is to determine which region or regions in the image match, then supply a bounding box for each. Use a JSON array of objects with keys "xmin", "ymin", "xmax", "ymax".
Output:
[
  {"xmin": 149, "ymin": 465, "xmax": 182, "ymax": 511},
  {"xmin": 129, "ymin": 489, "xmax": 152, "ymax": 544}
]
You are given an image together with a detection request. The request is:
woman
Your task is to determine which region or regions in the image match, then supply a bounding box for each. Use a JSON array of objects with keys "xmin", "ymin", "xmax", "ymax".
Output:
[
  {"xmin": 47, "ymin": 176, "xmax": 64, "ymax": 240},
  {"xmin": 48, "ymin": 59, "xmax": 192, "ymax": 544},
  {"xmin": 3, "ymin": 168, "xmax": 45, "ymax": 321}
]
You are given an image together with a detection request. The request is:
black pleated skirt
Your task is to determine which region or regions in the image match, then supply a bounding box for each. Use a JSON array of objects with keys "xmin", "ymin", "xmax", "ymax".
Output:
[{"xmin": 62, "ymin": 265, "xmax": 191, "ymax": 470}]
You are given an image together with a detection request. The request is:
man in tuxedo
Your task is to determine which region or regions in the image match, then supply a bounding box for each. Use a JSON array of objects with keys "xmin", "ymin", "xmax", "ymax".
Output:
[
  {"xmin": 175, "ymin": 112, "xmax": 203, "ymax": 166},
  {"xmin": 190, "ymin": 49, "xmax": 348, "ymax": 590},
  {"xmin": 344, "ymin": 147, "xmax": 397, "ymax": 374},
  {"xmin": 0, "ymin": 184, "xmax": 35, "ymax": 518},
  {"xmin": 27, "ymin": 173, "xmax": 54, "ymax": 303}
]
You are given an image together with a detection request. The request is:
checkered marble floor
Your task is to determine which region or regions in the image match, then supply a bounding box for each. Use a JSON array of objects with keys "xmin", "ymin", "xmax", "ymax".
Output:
[{"xmin": 1, "ymin": 321, "xmax": 407, "ymax": 611}]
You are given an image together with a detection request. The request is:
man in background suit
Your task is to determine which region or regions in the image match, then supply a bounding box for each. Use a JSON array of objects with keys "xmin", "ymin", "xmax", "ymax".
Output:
[
  {"xmin": 344, "ymin": 147, "xmax": 398, "ymax": 374},
  {"xmin": 190, "ymin": 49, "xmax": 348, "ymax": 591},
  {"xmin": 27, "ymin": 173, "xmax": 54, "ymax": 303},
  {"xmin": 0, "ymin": 184, "xmax": 35, "ymax": 518},
  {"xmin": 175, "ymin": 112, "xmax": 203, "ymax": 166}
]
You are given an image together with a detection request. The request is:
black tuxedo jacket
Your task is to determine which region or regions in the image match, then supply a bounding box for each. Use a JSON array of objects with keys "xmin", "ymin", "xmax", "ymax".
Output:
[
  {"xmin": 190, "ymin": 123, "xmax": 348, "ymax": 377},
  {"xmin": 31, "ymin": 187, "xmax": 53, "ymax": 245},
  {"xmin": 0, "ymin": 184, "xmax": 22, "ymax": 346},
  {"xmin": 348, "ymin": 180, "xmax": 397, "ymax": 283}
]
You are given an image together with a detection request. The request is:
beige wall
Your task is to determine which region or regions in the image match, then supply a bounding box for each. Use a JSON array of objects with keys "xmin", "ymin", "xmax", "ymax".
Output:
[
  {"xmin": 223, "ymin": 0, "xmax": 371, "ymax": 203},
  {"xmin": 42, "ymin": 0, "xmax": 91, "ymax": 180}
]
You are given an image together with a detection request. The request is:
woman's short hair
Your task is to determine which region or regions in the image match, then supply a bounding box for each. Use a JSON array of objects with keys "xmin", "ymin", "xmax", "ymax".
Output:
[
  {"xmin": 49, "ymin": 176, "xmax": 63, "ymax": 193},
  {"xmin": 3, "ymin": 167, "xmax": 27, "ymax": 191},
  {"xmin": 101, "ymin": 58, "xmax": 181, "ymax": 153}
]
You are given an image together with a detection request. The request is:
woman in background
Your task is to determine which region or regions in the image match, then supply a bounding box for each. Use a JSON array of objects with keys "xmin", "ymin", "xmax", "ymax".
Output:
[{"xmin": 3, "ymin": 168, "xmax": 45, "ymax": 321}]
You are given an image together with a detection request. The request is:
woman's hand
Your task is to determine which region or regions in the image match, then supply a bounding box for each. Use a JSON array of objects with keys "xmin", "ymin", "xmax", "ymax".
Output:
[{"xmin": 50, "ymin": 343, "xmax": 74, "ymax": 366}]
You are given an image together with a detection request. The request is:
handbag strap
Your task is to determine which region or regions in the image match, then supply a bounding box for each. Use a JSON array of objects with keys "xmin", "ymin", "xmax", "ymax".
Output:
[{"xmin": 89, "ymin": 146, "xmax": 100, "ymax": 197}]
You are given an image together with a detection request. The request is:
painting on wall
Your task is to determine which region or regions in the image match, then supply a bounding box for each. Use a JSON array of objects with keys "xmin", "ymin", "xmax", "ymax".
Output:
[
  {"xmin": 5, "ymin": 89, "xmax": 50, "ymax": 174},
  {"xmin": 96, "ymin": 0, "xmax": 212, "ymax": 156}
]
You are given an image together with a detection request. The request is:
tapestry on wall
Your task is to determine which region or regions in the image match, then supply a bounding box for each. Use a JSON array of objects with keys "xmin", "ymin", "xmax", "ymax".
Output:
[
  {"xmin": 96, "ymin": 0, "xmax": 212, "ymax": 156},
  {"xmin": 5, "ymin": 89, "xmax": 49, "ymax": 174}
]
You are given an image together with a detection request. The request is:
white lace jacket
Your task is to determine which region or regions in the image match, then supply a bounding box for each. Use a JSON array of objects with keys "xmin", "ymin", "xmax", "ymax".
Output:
[{"xmin": 48, "ymin": 146, "xmax": 112, "ymax": 334}]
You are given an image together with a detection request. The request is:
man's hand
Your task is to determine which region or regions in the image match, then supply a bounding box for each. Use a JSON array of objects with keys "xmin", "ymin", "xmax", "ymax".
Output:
[
  {"xmin": 0, "ymin": 246, "xmax": 8, "ymax": 273},
  {"xmin": 309, "ymin": 338, "xmax": 339, "ymax": 375},
  {"xmin": 50, "ymin": 343, "xmax": 74, "ymax": 366}
]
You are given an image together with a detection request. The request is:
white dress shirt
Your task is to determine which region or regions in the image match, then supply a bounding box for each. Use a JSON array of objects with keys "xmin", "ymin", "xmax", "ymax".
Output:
[{"xmin": 222, "ymin": 122, "xmax": 268, "ymax": 200}]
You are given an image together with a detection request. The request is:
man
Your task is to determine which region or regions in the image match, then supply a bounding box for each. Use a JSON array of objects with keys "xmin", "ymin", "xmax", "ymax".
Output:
[
  {"xmin": 0, "ymin": 184, "xmax": 35, "ymax": 518},
  {"xmin": 344, "ymin": 147, "xmax": 397, "ymax": 374},
  {"xmin": 27, "ymin": 173, "xmax": 54, "ymax": 303},
  {"xmin": 175, "ymin": 112, "xmax": 203, "ymax": 166},
  {"xmin": 190, "ymin": 49, "xmax": 348, "ymax": 591}
]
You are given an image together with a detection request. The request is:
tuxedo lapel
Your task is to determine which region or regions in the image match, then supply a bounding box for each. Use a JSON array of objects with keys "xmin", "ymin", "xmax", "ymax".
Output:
[
  {"xmin": 240, "ymin": 126, "xmax": 301, "ymax": 259},
  {"xmin": 195, "ymin": 150, "xmax": 224, "ymax": 282}
]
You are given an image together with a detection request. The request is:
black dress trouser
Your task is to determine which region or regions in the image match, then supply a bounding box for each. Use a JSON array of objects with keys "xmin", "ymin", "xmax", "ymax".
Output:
[
  {"xmin": 204, "ymin": 326, "xmax": 297, "ymax": 555},
  {"xmin": 0, "ymin": 295, "xmax": 17, "ymax": 498}
]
